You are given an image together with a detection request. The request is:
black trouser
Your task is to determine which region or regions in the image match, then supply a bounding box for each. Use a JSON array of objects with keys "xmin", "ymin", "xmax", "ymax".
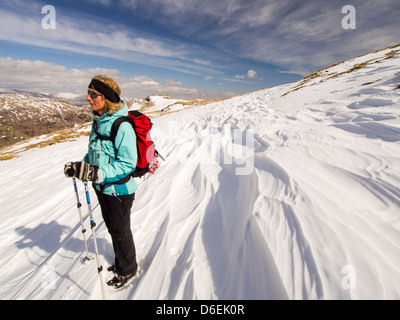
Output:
[{"xmin": 94, "ymin": 187, "xmax": 137, "ymax": 276}]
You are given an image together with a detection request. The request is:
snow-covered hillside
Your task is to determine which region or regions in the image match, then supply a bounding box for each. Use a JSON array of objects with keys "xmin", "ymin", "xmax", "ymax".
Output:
[{"xmin": 0, "ymin": 45, "xmax": 399, "ymax": 300}]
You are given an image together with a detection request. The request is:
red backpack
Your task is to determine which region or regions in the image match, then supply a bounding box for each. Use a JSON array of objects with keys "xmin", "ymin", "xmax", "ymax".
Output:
[{"xmin": 94, "ymin": 110, "xmax": 160, "ymax": 179}]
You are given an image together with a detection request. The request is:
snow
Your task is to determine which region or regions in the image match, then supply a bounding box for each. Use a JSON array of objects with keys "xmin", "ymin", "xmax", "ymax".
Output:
[
  {"xmin": 128, "ymin": 94, "xmax": 207, "ymax": 115},
  {"xmin": 0, "ymin": 47, "xmax": 400, "ymax": 300}
]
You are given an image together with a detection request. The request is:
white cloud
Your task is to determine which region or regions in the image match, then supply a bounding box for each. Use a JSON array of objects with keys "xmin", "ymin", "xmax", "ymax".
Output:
[
  {"xmin": 0, "ymin": 57, "xmax": 233, "ymax": 100},
  {"xmin": 163, "ymin": 79, "xmax": 185, "ymax": 87},
  {"xmin": 234, "ymin": 70, "xmax": 258, "ymax": 80},
  {"xmin": 0, "ymin": 57, "xmax": 119, "ymax": 93},
  {"xmin": 247, "ymin": 70, "xmax": 257, "ymax": 79}
]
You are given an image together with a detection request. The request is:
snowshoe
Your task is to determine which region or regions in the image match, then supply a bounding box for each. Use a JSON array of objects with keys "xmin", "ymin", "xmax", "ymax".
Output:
[{"xmin": 107, "ymin": 271, "xmax": 137, "ymax": 288}]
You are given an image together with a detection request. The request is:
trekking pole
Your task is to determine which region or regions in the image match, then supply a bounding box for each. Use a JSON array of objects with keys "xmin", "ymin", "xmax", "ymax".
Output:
[
  {"xmin": 83, "ymin": 182, "xmax": 106, "ymax": 300},
  {"xmin": 72, "ymin": 178, "xmax": 92, "ymax": 261}
]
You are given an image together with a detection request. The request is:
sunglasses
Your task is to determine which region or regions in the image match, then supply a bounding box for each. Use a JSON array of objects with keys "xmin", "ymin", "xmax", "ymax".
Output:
[{"xmin": 87, "ymin": 90, "xmax": 102, "ymax": 99}]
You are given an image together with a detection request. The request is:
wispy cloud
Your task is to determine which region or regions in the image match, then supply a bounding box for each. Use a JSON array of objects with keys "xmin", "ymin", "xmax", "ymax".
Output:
[
  {"xmin": 0, "ymin": 0, "xmax": 227, "ymax": 77},
  {"xmin": 108, "ymin": 0, "xmax": 400, "ymax": 74}
]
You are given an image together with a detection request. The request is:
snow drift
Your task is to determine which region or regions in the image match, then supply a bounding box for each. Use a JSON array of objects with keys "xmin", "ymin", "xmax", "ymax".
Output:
[{"xmin": 0, "ymin": 45, "xmax": 399, "ymax": 300}]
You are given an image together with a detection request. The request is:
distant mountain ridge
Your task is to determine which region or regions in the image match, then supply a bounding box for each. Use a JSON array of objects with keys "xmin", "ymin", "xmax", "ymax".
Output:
[
  {"xmin": 0, "ymin": 89, "xmax": 214, "ymax": 149},
  {"xmin": 0, "ymin": 90, "xmax": 91, "ymax": 148}
]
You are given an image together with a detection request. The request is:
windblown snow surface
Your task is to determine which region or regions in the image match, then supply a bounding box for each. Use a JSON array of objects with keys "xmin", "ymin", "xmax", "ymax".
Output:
[{"xmin": 1, "ymin": 47, "xmax": 400, "ymax": 300}]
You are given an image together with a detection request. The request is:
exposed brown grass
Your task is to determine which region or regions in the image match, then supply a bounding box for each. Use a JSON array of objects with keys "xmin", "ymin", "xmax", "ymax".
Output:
[
  {"xmin": 362, "ymin": 79, "xmax": 381, "ymax": 86},
  {"xmin": 349, "ymin": 62, "xmax": 368, "ymax": 72},
  {"xmin": 0, "ymin": 123, "xmax": 91, "ymax": 161}
]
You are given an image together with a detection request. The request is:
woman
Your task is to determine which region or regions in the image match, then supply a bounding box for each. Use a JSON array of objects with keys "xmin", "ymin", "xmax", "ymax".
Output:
[{"xmin": 64, "ymin": 75, "xmax": 138, "ymax": 287}]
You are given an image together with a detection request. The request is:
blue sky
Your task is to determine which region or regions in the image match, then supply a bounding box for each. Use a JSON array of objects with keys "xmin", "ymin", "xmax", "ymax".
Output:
[{"xmin": 0, "ymin": 0, "xmax": 399, "ymax": 99}]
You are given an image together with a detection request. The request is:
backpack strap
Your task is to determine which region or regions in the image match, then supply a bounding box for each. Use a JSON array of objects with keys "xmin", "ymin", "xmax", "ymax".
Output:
[
  {"xmin": 93, "ymin": 120, "xmax": 112, "ymax": 141},
  {"xmin": 93, "ymin": 116, "xmax": 131, "ymax": 144},
  {"xmin": 109, "ymin": 116, "xmax": 132, "ymax": 145}
]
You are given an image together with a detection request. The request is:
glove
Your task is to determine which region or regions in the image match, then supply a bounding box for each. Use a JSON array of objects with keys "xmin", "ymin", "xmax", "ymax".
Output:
[
  {"xmin": 75, "ymin": 161, "xmax": 98, "ymax": 182},
  {"xmin": 64, "ymin": 162, "xmax": 75, "ymax": 178},
  {"xmin": 64, "ymin": 161, "xmax": 98, "ymax": 182}
]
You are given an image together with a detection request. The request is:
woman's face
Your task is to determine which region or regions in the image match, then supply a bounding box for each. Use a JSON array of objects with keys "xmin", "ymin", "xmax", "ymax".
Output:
[{"xmin": 87, "ymin": 89, "xmax": 106, "ymax": 114}]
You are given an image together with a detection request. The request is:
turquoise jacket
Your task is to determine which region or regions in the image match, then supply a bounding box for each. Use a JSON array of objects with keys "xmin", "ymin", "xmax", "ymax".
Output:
[{"xmin": 83, "ymin": 101, "xmax": 138, "ymax": 196}]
